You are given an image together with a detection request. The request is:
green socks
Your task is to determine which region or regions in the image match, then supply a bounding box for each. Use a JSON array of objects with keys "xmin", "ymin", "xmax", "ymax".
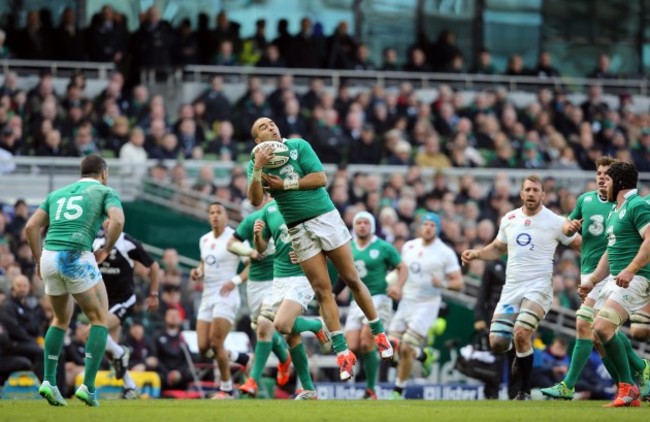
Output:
[
  {"xmin": 368, "ymin": 318, "xmax": 385, "ymax": 336},
  {"xmin": 271, "ymin": 331, "xmax": 289, "ymax": 364},
  {"xmin": 617, "ymin": 331, "xmax": 646, "ymax": 374},
  {"xmin": 603, "ymin": 334, "xmax": 634, "ymax": 384},
  {"xmin": 291, "ymin": 317, "xmax": 323, "ymax": 335},
  {"xmin": 602, "ymin": 355, "xmax": 619, "ymax": 384},
  {"xmin": 251, "ymin": 341, "xmax": 273, "ymax": 382},
  {"xmin": 563, "ymin": 338, "xmax": 593, "ymax": 389},
  {"xmin": 331, "ymin": 331, "xmax": 348, "ymax": 354},
  {"xmin": 362, "ymin": 349, "xmax": 379, "ymax": 391},
  {"xmin": 290, "ymin": 343, "xmax": 314, "ymax": 391},
  {"xmin": 84, "ymin": 325, "xmax": 108, "ymax": 393},
  {"xmin": 43, "ymin": 326, "xmax": 66, "ymax": 385}
]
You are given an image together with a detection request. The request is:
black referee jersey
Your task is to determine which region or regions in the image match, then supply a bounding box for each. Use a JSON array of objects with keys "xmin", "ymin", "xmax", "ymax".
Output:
[{"xmin": 93, "ymin": 232, "xmax": 155, "ymax": 304}]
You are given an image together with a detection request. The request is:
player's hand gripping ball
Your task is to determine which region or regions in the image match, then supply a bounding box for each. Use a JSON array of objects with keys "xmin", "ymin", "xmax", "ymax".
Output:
[{"xmin": 251, "ymin": 141, "xmax": 290, "ymax": 169}]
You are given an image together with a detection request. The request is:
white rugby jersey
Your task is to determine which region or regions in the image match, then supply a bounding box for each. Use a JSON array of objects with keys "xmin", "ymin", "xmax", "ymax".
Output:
[
  {"xmin": 401, "ymin": 237, "xmax": 461, "ymax": 301},
  {"xmin": 497, "ymin": 206, "xmax": 576, "ymax": 285},
  {"xmin": 199, "ymin": 226, "xmax": 240, "ymax": 296}
]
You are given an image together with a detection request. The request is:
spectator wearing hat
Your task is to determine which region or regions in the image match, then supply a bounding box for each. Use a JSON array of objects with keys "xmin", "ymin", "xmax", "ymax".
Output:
[{"xmin": 387, "ymin": 140, "xmax": 414, "ymax": 166}]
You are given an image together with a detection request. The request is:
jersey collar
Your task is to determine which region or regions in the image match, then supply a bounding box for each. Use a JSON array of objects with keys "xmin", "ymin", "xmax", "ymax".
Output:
[{"xmin": 78, "ymin": 178, "xmax": 101, "ymax": 184}]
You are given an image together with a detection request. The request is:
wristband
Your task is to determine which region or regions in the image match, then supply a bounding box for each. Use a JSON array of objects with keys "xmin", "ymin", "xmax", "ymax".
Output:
[
  {"xmin": 252, "ymin": 167, "xmax": 262, "ymax": 183},
  {"xmin": 232, "ymin": 275, "xmax": 243, "ymax": 285},
  {"xmin": 149, "ymin": 292, "xmax": 159, "ymax": 298},
  {"xmin": 283, "ymin": 178, "xmax": 299, "ymax": 190}
]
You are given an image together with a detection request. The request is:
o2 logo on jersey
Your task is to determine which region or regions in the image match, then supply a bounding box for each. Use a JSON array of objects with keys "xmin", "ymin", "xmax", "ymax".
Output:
[
  {"xmin": 409, "ymin": 262, "xmax": 421, "ymax": 274},
  {"xmin": 205, "ymin": 255, "xmax": 218, "ymax": 267},
  {"xmin": 516, "ymin": 233, "xmax": 534, "ymax": 250}
]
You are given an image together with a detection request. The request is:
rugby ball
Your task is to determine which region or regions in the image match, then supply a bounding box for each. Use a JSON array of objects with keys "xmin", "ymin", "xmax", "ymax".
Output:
[{"xmin": 251, "ymin": 141, "xmax": 290, "ymax": 169}]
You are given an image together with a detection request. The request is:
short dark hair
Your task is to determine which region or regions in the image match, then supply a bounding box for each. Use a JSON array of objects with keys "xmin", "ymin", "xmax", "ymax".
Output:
[
  {"xmin": 595, "ymin": 156, "xmax": 617, "ymax": 168},
  {"xmin": 80, "ymin": 154, "xmax": 107, "ymax": 177}
]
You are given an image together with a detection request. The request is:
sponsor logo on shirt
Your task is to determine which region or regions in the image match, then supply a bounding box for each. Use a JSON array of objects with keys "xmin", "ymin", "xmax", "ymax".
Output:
[{"xmin": 585, "ymin": 196, "xmax": 593, "ymax": 202}]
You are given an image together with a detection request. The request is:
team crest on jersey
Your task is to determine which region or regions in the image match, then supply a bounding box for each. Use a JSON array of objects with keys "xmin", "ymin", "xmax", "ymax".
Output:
[
  {"xmin": 211, "ymin": 243, "xmax": 216, "ymax": 249},
  {"xmin": 524, "ymin": 219, "xmax": 531, "ymax": 227},
  {"xmin": 619, "ymin": 209, "xmax": 626, "ymax": 219},
  {"xmin": 369, "ymin": 250, "xmax": 379, "ymax": 259},
  {"xmin": 290, "ymin": 150, "xmax": 298, "ymax": 160}
]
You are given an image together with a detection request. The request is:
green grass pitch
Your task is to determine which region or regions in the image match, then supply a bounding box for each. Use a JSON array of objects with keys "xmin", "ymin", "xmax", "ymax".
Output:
[{"xmin": 1, "ymin": 400, "xmax": 648, "ymax": 422}]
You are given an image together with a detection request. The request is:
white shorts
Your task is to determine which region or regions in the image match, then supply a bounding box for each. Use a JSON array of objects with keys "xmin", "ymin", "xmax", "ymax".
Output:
[
  {"xmin": 594, "ymin": 276, "xmax": 617, "ymax": 310},
  {"xmin": 197, "ymin": 290, "xmax": 240, "ymax": 323},
  {"xmin": 288, "ymin": 209, "xmax": 352, "ymax": 263},
  {"xmin": 345, "ymin": 294, "xmax": 393, "ymax": 332},
  {"xmin": 581, "ymin": 273, "xmax": 606, "ymax": 304},
  {"xmin": 246, "ymin": 280, "xmax": 273, "ymax": 320},
  {"xmin": 493, "ymin": 281, "xmax": 553, "ymax": 317},
  {"xmin": 40, "ymin": 249, "xmax": 103, "ymax": 296},
  {"xmin": 269, "ymin": 276, "xmax": 315, "ymax": 311},
  {"xmin": 389, "ymin": 296, "xmax": 441, "ymax": 338},
  {"xmin": 607, "ymin": 275, "xmax": 650, "ymax": 317}
]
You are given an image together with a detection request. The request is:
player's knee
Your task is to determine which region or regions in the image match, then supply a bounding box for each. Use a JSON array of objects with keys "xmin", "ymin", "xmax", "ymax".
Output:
[
  {"xmin": 256, "ymin": 317, "xmax": 274, "ymax": 338},
  {"xmin": 273, "ymin": 317, "xmax": 292, "ymax": 335},
  {"xmin": 575, "ymin": 317, "xmax": 592, "ymax": 337},
  {"xmin": 340, "ymin": 270, "xmax": 362, "ymax": 287},
  {"xmin": 198, "ymin": 344, "xmax": 212, "ymax": 356},
  {"xmin": 576, "ymin": 304, "xmax": 595, "ymax": 326},
  {"xmin": 360, "ymin": 338, "xmax": 375, "ymax": 353},
  {"xmin": 402, "ymin": 329, "xmax": 424, "ymax": 350},
  {"xmin": 513, "ymin": 326, "xmax": 532, "ymax": 347},
  {"xmin": 630, "ymin": 311, "xmax": 650, "ymax": 341},
  {"xmin": 631, "ymin": 327, "xmax": 650, "ymax": 341},
  {"xmin": 489, "ymin": 318, "xmax": 513, "ymax": 354},
  {"xmin": 594, "ymin": 306, "xmax": 624, "ymax": 335}
]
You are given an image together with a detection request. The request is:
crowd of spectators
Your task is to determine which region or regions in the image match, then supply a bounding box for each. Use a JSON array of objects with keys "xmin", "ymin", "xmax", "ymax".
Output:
[{"xmin": 0, "ymin": 5, "xmax": 626, "ymax": 79}]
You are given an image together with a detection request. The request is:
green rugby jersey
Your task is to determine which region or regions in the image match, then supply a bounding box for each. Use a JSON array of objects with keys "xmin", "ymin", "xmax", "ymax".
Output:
[
  {"xmin": 247, "ymin": 138, "xmax": 335, "ymax": 225},
  {"xmin": 39, "ymin": 178, "xmax": 122, "ymax": 251},
  {"xmin": 351, "ymin": 236, "xmax": 402, "ymax": 297},
  {"xmin": 234, "ymin": 208, "xmax": 274, "ymax": 282},
  {"xmin": 568, "ymin": 191, "xmax": 614, "ymax": 274},
  {"xmin": 606, "ymin": 192, "xmax": 650, "ymax": 279},
  {"xmin": 261, "ymin": 200, "xmax": 303, "ymax": 278}
]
